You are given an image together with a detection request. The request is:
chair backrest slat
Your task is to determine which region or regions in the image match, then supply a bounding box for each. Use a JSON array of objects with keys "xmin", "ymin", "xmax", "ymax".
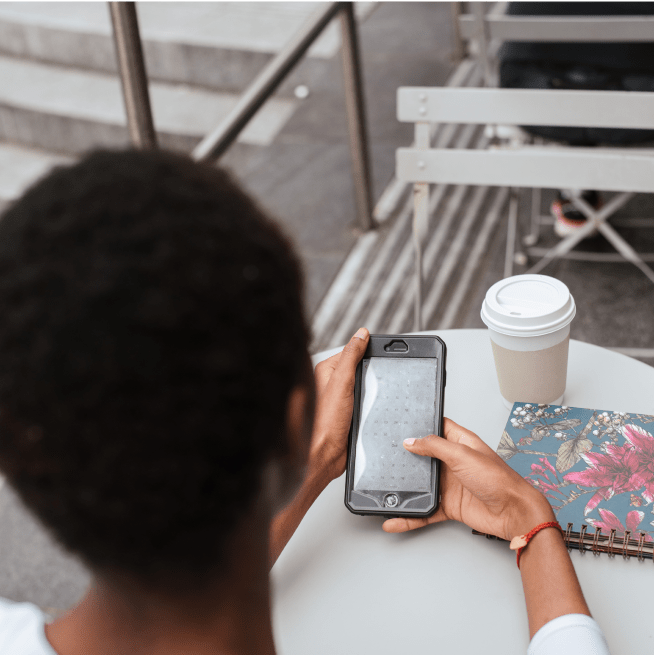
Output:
[
  {"xmin": 397, "ymin": 87, "xmax": 654, "ymax": 130},
  {"xmin": 459, "ymin": 14, "xmax": 654, "ymax": 42},
  {"xmin": 397, "ymin": 147, "xmax": 654, "ymax": 194}
]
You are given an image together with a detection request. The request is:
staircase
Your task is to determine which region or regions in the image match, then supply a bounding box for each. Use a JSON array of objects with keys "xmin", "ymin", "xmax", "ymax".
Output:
[
  {"xmin": 0, "ymin": 0, "xmax": 384, "ymax": 613},
  {"xmin": 0, "ymin": 2, "xmax": 375, "ymax": 206}
]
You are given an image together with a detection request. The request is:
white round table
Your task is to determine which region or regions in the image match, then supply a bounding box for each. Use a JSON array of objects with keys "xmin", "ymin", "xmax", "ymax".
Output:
[{"xmin": 271, "ymin": 329, "xmax": 654, "ymax": 655}]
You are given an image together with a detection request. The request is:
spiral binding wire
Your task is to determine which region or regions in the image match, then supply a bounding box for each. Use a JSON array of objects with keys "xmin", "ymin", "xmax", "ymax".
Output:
[
  {"xmin": 637, "ymin": 532, "xmax": 647, "ymax": 562},
  {"xmin": 473, "ymin": 524, "xmax": 654, "ymax": 561},
  {"xmin": 578, "ymin": 524, "xmax": 587, "ymax": 553},
  {"xmin": 563, "ymin": 524, "xmax": 653, "ymax": 560},
  {"xmin": 607, "ymin": 529, "xmax": 616, "ymax": 558},
  {"xmin": 592, "ymin": 526, "xmax": 601, "ymax": 556}
]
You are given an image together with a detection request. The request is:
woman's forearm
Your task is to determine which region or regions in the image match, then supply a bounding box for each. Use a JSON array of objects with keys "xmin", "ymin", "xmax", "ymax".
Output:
[
  {"xmin": 519, "ymin": 527, "xmax": 591, "ymax": 638},
  {"xmin": 268, "ymin": 468, "xmax": 330, "ymax": 568}
]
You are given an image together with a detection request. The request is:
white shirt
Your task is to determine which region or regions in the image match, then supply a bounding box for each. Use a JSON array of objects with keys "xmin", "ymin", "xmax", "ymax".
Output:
[
  {"xmin": 528, "ymin": 613, "xmax": 611, "ymax": 655},
  {"xmin": 0, "ymin": 597, "xmax": 56, "ymax": 654},
  {"xmin": 0, "ymin": 597, "xmax": 610, "ymax": 654}
]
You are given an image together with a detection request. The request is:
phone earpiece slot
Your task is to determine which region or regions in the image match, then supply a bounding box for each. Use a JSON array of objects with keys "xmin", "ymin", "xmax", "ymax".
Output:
[{"xmin": 384, "ymin": 339, "xmax": 408, "ymax": 353}]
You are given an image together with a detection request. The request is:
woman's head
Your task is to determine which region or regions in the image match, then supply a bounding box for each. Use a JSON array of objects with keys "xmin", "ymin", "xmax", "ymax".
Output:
[{"xmin": 0, "ymin": 149, "xmax": 310, "ymax": 591}]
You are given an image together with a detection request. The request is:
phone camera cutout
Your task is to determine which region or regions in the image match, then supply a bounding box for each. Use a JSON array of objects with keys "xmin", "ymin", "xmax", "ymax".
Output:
[
  {"xmin": 384, "ymin": 493, "xmax": 399, "ymax": 508},
  {"xmin": 384, "ymin": 339, "xmax": 409, "ymax": 353},
  {"xmin": 384, "ymin": 340, "xmax": 408, "ymax": 353}
]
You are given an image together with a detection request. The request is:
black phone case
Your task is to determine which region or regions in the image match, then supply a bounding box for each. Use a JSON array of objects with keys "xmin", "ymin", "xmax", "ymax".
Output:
[{"xmin": 344, "ymin": 334, "xmax": 446, "ymax": 518}]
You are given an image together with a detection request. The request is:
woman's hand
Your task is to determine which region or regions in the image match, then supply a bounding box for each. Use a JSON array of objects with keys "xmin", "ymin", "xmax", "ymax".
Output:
[
  {"xmin": 269, "ymin": 328, "xmax": 369, "ymax": 566},
  {"xmin": 309, "ymin": 327, "xmax": 369, "ymax": 484},
  {"xmin": 382, "ymin": 419, "xmax": 594, "ymax": 642},
  {"xmin": 383, "ymin": 418, "xmax": 554, "ymax": 541}
]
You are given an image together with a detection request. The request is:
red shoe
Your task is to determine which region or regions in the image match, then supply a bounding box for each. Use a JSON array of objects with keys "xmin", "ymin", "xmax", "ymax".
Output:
[{"xmin": 551, "ymin": 190, "xmax": 602, "ymax": 238}]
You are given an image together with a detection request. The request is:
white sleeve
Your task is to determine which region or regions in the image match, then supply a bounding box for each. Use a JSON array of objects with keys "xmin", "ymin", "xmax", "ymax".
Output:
[{"xmin": 528, "ymin": 614, "xmax": 611, "ymax": 655}]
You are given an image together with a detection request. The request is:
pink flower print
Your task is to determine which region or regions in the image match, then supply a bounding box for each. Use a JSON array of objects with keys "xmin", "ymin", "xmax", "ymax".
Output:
[
  {"xmin": 538, "ymin": 480, "xmax": 563, "ymax": 496},
  {"xmin": 527, "ymin": 458, "xmax": 564, "ymax": 500},
  {"xmin": 623, "ymin": 424, "xmax": 654, "ymax": 503},
  {"xmin": 530, "ymin": 463, "xmax": 547, "ymax": 477},
  {"xmin": 525, "ymin": 477, "xmax": 560, "ymax": 500},
  {"xmin": 586, "ymin": 508, "xmax": 653, "ymax": 541},
  {"xmin": 563, "ymin": 443, "xmax": 647, "ymax": 516},
  {"xmin": 539, "ymin": 457, "xmax": 558, "ymax": 477}
]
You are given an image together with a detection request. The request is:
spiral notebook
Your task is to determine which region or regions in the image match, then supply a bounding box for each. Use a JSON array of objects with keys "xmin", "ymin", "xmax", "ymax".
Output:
[{"xmin": 475, "ymin": 403, "xmax": 654, "ymax": 560}]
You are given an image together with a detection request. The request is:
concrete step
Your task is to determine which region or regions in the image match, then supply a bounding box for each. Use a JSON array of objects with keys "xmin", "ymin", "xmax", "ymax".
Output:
[
  {"xmin": 0, "ymin": 54, "xmax": 297, "ymax": 154},
  {"xmin": 0, "ymin": 2, "xmax": 376, "ymax": 93},
  {"xmin": 0, "ymin": 141, "xmax": 71, "ymax": 204}
]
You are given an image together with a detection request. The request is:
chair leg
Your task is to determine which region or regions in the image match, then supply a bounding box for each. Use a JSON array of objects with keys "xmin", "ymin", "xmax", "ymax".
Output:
[
  {"xmin": 570, "ymin": 191, "xmax": 633, "ymax": 224},
  {"xmin": 527, "ymin": 191, "xmax": 634, "ymax": 276},
  {"xmin": 413, "ymin": 182, "xmax": 429, "ymax": 332},
  {"xmin": 597, "ymin": 222, "xmax": 654, "ymax": 285},
  {"xmin": 523, "ymin": 187, "xmax": 541, "ymax": 247},
  {"xmin": 472, "ymin": 2, "xmax": 493, "ymax": 87},
  {"xmin": 575, "ymin": 191, "xmax": 654, "ymax": 283},
  {"xmin": 504, "ymin": 188, "xmax": 519, "ymax": 278},
  {"xmin": 414, "ymin": 232, "xmax": 423, "ymax": 331},
  {"xmin": 526, "ymin": 220, "xmax": 598, "ymax": 275}
]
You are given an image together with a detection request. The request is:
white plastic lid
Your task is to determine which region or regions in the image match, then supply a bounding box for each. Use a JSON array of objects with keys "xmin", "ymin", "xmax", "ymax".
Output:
[{"xmin": 480, "ymin": 274, "xmax": 576, "ymax": 337}]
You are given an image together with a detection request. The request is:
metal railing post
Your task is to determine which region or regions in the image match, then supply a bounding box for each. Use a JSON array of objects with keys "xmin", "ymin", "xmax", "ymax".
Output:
[
  {"xmin": 109, "ymin": 2, "xmax": 157, "ymax": 149},
  {"xmin": 450, "ymin": 2, "xmax": 466, "ymax": 62},
  {"xmin": 339, "ymin": 3, "xmax": 374, "ymax": 231},
  {"xmin": 472, "ymin": 2, "xmax": 493, "ymax": 87}
]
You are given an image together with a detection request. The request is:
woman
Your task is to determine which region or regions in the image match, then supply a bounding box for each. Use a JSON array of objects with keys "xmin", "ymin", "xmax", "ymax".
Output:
[{"xmin": 0, "ymin": 149, "xmax": 608, "ymax": 654}]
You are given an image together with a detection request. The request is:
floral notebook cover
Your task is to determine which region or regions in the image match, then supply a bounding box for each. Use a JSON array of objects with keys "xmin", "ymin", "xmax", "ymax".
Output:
[{"xmin": 498, "ymin": 403, "xmax": 654, "ymax": 542}]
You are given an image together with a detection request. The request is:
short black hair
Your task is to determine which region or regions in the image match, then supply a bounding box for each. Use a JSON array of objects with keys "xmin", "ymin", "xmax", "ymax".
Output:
[{"xmin": 0, "ymin": 149, "xmax": 309, "ymax": 589}]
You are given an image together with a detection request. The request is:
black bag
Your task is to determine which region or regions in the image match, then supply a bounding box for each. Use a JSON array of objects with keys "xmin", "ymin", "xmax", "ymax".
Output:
[{"xmin": 499, "ymin": 2, "xmax": 654, "ymax": 145}]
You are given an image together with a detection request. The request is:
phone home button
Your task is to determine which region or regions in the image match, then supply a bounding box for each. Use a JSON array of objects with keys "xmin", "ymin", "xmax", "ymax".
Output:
[{"xmin": 384, "ymin": 493, "xmax": 399, "ymax": 508}]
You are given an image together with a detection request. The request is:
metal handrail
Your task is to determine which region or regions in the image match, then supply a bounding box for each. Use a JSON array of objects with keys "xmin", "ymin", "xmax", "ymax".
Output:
[
  {"xmin": 109, "ymin": 1, "xmax": 374, "ymax": 231},
  {"xmin": 109, "ymin": 2, "xmax": 157, "ymax": 149},
  {"xmin": 338, "ymin": 3, "xmax": 373, "ymax": 231},
  {"xmin": 192, "ymin": 3, "xmax": 339, "ymax": 161}
]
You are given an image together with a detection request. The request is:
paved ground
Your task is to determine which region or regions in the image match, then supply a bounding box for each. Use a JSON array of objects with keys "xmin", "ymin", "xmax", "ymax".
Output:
[
  {"xmin": 220, "ymin": 2, "xmax": 456, "ymax": 317},
  {"xmin": 462, "ymin": 188, "xmax": 654, "ymax": 354},
  {"xmin": 310, "ymin": 55, "xmax": 654, "ymax": 364},
  {"xmin": 0, "ymin": 0, "xmax": 653, "ymax": 619},
  {"xmin": 0, "ymin": 1, "xmax": 459, "ymax": 613}
]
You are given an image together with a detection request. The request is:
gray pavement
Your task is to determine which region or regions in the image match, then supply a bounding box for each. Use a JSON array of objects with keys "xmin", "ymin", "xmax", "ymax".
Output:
[
  {"xmin": 0, "ymin": 53, "xmax": 296, "ymax": 146},
  {"xmin": 461, "ymin": 188, "xmax": 654, "ymax": 359},
  {"xmin": 0, "ymin": 1, "xmax": 459, "ymax": 612},
  {"xmin": 0, "ymin": 142, "xmax": 70, "ymax": 201},
  {"xmin": 222, "ymin": 2, "xmax": 457, "ymax": 316},
  {"xmin": 0, "ymin": 483, "xmax": 89, "ymax": 613},
  {"xmin": 0, "ymin": 0, "xmax": 652, "ymax": 620}
]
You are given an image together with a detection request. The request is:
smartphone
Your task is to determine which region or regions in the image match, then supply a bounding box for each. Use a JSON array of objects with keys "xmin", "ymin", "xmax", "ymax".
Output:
[{"xmin": 344, "ymin": 334, "xmax": 446, "ymax": 517}]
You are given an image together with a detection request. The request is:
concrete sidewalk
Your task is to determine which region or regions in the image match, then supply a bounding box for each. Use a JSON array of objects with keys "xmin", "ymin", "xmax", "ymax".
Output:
[
  {"xmin": 222, "ymin": 2, "xmax": 456, "ymax": 317},
  {"xmin": 1, "ymin": 0, "xmax": 651, "ymax": 621},
  {"xmin": 0, "ymin": 1, "xmax": 458, "ymax": 613}
]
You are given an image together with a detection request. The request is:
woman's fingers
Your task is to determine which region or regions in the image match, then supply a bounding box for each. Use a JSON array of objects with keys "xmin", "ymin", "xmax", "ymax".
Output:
[
  {"xmin": 382, "ymin": 507, "xmax": 448, "ymax": 533},
  {"xmin": 382, "ymin": 425, "xmax": 516, "ymax": 536},
  {"xmin": 404, "ymin": 433, "xmax": 486, "ymax": 468},
  {"xmin": 442, "ymin": 418, "xmax": 506, "ymax": 465},
  {"xmin": 404, "ymin": 433, "xmax": 511, "ymax": 504}
]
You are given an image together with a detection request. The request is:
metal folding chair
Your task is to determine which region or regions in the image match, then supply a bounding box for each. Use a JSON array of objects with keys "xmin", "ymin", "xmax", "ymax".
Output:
[
  {"xmin": 454, "ymin": 2, "xmax": 654, "ymax": 280},
  {"xmin": 396, "ymin": 86, "xmax": 654, "ymax": 330}
]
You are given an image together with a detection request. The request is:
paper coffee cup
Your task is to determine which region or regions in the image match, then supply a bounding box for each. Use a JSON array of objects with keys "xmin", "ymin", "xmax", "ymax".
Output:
[{"xmin": 480, "ymin": 275, "xmax": 576, "ymax": 410}]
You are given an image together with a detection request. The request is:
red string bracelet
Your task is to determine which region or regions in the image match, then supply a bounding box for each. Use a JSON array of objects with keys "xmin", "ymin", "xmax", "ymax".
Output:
[{"xmin": 509, "ymin": 521, "xmax": 564, "ymax": 568}]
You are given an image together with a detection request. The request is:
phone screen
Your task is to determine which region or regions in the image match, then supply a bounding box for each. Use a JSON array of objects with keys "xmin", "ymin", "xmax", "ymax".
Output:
[{"xmin": 353, "ymin": 357, "xmax": 436, "ymax": 493}]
